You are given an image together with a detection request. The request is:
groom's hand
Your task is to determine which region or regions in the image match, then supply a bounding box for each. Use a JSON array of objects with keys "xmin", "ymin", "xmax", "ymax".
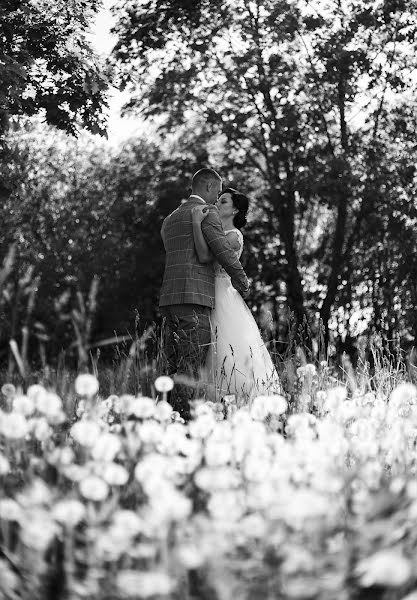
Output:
[{"xmin": 240, "ymin": 284, "xmax": 250, "ymax": 299}]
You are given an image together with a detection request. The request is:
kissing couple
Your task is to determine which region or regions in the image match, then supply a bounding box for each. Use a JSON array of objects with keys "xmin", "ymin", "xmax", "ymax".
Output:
[{"xmin": 160, "ymin": 168, "xmax": 281, "ymax": 421}]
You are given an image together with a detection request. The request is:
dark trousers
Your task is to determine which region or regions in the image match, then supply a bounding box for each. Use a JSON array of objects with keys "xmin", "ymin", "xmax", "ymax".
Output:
[{"xmin": 160, "ymin": 304, "xmax": 211, "ymax": 421}]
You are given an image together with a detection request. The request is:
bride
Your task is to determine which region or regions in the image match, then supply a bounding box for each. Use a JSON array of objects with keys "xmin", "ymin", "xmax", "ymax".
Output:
[{"xmin": 192, "ymin": 188, "xmax": 281, "ymax": 402}]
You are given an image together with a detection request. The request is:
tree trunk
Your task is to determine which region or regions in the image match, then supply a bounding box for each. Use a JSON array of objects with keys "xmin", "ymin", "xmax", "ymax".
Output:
[{"xmin": 270, "ymin": 186, "xmax": 308, "ymax": 331}]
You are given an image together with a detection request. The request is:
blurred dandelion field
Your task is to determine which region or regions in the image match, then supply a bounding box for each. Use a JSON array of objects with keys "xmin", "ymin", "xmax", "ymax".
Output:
[{"xmin": 3, "ymin": 357, "xmax": 417, "ymax": 600}]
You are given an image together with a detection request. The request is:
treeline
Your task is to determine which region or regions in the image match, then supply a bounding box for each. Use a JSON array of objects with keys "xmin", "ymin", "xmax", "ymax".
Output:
[{"xmin": 2, "ymin": 0, "xmax": 417, "ymax": 368}]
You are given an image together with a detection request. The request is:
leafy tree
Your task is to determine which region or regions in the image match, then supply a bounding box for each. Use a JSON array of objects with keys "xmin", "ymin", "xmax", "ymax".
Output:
[
  {"xmin": 112, "ymin": 0, "xmax": 417, "ymax": 343},
  {"xmin": 0, "ymin": 122, "xmax": 219, "ymax": 363},
  {"xmin": 0, "ymin": 0, "xmax": 109, "ymax": 201}
]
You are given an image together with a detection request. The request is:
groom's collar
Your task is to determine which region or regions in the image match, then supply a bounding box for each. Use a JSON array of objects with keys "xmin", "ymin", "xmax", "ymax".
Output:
[{"xmin": 189, "ymin": 194, "xmax": 206, "ymax": 204}]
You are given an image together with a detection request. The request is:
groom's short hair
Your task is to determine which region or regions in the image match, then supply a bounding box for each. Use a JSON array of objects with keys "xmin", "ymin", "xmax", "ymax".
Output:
[{"xmin": 192, "ymin": 168, "xmax": 221, "ymax": 191}]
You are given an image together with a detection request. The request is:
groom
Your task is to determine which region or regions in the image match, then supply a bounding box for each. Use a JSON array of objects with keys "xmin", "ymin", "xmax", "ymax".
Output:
[{"xmin": 159, "ymin": 168, "xmax": 249, "ymax": 420}]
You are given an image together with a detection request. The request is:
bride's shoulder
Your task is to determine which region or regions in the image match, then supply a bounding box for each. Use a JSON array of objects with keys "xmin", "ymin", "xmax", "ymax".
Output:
[
  {"xmin": 226, "ymin": 228, "xmax": 243, "ymax": 241},
  {"xmin": 225, "ymin": 228, "xmax": 243, "ymax": 250}
]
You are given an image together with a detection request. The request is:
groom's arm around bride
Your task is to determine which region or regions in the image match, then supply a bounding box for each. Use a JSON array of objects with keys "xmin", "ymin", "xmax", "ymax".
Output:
[{"xmin": 200, "ymin": 204, "xmax": 250, "ymax": 298}]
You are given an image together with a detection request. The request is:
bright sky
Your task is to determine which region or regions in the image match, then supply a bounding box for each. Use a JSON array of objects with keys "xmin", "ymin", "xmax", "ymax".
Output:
[{"xmin": 88, "ymin": 0, "xmax": 144, "ymax": 142}]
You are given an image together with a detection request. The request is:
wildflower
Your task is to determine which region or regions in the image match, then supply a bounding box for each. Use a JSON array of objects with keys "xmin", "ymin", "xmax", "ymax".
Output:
[
  {"xmin": 112, "ymin": 510, "xmax": 144, "ymax": 537},
  {"xmin": 100, "ymin": 463, "xmax": 129, "ymax": 486},
  {"xmin": 79, "ymin": 475, "xmax": 109, "ymax": 501},
  {"xmin": 63, "ymin": 464, "xmax": 87, "ymax": 482},
  {"xmin": 0, "ymin": 413, "xmax": 29, "ymax": 439},
  {"xmin": 114, "ymin": 394, "xmax": 135, "ymax": 414},
  {"xmin": 204, "ymin": 439, "xmax": 232, "ymax": 467},
  {"xmin": 324, "ymin": 386, "xmax": 348, "ymax": 413},
  {"xmin": 390, "ymin": 383, "xmax": 417, "ymax": 413},
  {"xmin": 27, "ymin": 384, "xmax": 45, "ymax": 400},
  {"xmin": 1, "ymin": 383, "xmax": 16, "ymax": 399},
  {"xmin": 13, "ymin": 395, "xmax": 35, "ymax": 416},
  {"xmin": 171, "ymin": 410, "xmax": 185, "ymax": 423},
  {"xmin": 35, "ymin": 391, "xmax": 62, "ymax": 417},
  {"xmin": 74, "ymin": 374, "xmax": 99, "ymax": 397},
  {"xmin": 116, "ymin": 571, "xmax": 173, "ymax": 598},
  {"xmin": 0, "ymin": 498, "xmax": 22, "ymax": 521},
  {"xmin": 20, "ymin": 510, "xmax": 58, "ymax": 550},
  {"xmin": 194, "ymin": 466, "xmax": 240, "ymax": 491},
  {"xmin": 177, "ymin": 544, "xmax": 205, "ymax": 569},
  {"xmin": 240, "ymin": 513, "xmax": 267, "ymax": 539},
  {"xmin": 138, "ymin": 421, "xmax": 164, "ymax": 445},
  {"xmin": 154, "ymin": 400, "xmax": 173, "ymax": 422},
  {"xmin": 70, "ymin": 419, "xmax": 101, "ymax": 447},
  {"xmin": 91, "ymin": 433, "xmax": 121, "ymax": 462},
  {"xmin": 129, "ymin": 396, "xmax": 155, "ymax": 419},
  {"xmin": 31, "ymin": 417, "xmax": 52, "ymax": 442},
  {"xmin": 208, "ymin": 490, "xmax": 245, "ymax": 522},
  {"xmin": 356, "ymin": 549, "xmax": 412, "ymax": 587},
  {"xmin": 52, "ymin": 499, "xmax": 86, "ymax": 527},
  {"xmin": 189, "ymin": 414, "xmax": 215, "ymax": 439},
  {"xmin": 154, "ymin": 376, "xmax": 174, "ymax": 393},
  {"xmin": 0, "ymin": 455, "xmax": 10, "ymax": 476},
  {"xmin": 16, "ymin": 478, "xmax": 53, "ymax": 507},
  {"xmin": 48, "ymin": 447, "xmax": 75, "ymax": 466}
]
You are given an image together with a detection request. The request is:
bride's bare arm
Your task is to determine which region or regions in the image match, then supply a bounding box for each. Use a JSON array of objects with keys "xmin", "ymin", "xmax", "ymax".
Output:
[{"xmin": 192, "ymin": 205, "xmax": 213, "ymax": 263}]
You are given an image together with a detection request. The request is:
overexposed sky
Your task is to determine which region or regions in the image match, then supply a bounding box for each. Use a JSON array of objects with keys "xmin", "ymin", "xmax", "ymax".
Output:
[{"xmin": 89, "ymin": 0, "xmax": 144, "ymax": 142}]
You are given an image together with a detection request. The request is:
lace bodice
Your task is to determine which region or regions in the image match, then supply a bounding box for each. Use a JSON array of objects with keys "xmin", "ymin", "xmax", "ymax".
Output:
[{"xmin": 214, "ymin": 228, "xmax": 244, "ymax": 278}]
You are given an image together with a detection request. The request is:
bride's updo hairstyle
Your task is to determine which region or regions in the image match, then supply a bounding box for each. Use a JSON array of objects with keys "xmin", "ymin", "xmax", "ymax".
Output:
[{"xmin": 223, "ymin": 187, "xmax": 249, "ymax": 230}]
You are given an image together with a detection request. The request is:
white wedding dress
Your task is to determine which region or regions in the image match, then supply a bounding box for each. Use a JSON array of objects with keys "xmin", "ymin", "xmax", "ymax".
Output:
[{"xmin": 205, "ymin": 228, "xmax": 281, "ymax": 402}]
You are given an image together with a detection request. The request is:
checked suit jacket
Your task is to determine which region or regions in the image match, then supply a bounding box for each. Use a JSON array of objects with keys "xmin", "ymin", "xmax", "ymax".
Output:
[{"xmin": 159, "ymin": 196, "xmax": 249, "ymax": 309}]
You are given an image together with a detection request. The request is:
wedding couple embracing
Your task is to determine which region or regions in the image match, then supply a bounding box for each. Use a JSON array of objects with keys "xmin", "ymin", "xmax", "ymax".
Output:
[{"xmin": 159, "ymin": 168, "xmax": 281, "ymax": 421}]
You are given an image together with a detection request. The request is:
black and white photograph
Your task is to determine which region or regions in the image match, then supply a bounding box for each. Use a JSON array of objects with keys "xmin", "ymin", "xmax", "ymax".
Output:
[{"xmin": 1, "ymin": 0, "xmax": 417, "ymax": 598}]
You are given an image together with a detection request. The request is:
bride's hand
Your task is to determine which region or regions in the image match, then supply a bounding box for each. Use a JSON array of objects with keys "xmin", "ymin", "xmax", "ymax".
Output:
[{"xmin": 192, "ymin": 205, "xmax": 209, "ymax": 223}]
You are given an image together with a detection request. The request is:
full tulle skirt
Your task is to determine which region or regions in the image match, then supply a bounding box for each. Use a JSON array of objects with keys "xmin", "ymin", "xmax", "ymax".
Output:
[{"xmin": 205, "ymin": 275, "xmax": 281, "ymax": 402}]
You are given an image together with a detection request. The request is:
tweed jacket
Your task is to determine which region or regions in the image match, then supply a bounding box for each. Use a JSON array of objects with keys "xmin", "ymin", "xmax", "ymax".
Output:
[{"xmin": 159, "ymin": 197, "xmax": 249, "ymax": 308}]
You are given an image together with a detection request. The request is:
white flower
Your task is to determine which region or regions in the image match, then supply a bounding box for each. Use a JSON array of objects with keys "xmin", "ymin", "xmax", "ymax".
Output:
[
  {"xmin": 0, "ymin": 413, "xmax": 29, "ymax": 439},
  {"xmin": 324, "ymin": 386, "xmax": 348, "ymax": 413},
  {"xmin": 0, "ymin": 455, "xmax": 10, "ymax": 475},
  {"xmin": 52, "ymin": 499, "xmax": 86, "ymax": 527},
  {"xmin": 208, "ymin": 491, "xmax": 245, "ymax": 522},
  {"xmin": 129, "ymin": 396, "xmax": 155, "ymax": 419},
  {"xmin": 70, "ymin": 419, "xmax": 101, "ymax": 447},
  {"xmin": 154, "ymin": 400, "xmax": 173, "ymax": 421},
  {"xmin": 20, "ymin": 510, "xmax": 58, "ymax": 550},
  {"xmin": 251, "ymin": 395, "xmax": 287, "ymax": 420},
  {"xmin": 16, "ymin": 478, "xmax": 53, "ymax": 507},
  {"xmin": 75, "ymin": 374, "xmax": 99, "ymax": 397},
  {"xmin": 1, "ymin": 383, "xmax": 16, "ymax": 399},
  {"xmin": 48, "ymin": 447, "xmax": 75, "ymax": 466},
  {"xmin": 177, "ymin": 544, "xmax": 205, "ymax": 569},
  {"xmin": 356, "ymin": 549, "xmax": 412, "ymax": 587},
  {"xmin": 194, "ymin": 466, "xmax": 240, "ymax": 491},
  {"xmin": 116, "ymin": 571, "xmax": 173, "ymax": 598},
  {"xmin": 112, "ymin": 510, "xmax": 144, "ymax": 537},
  {"xmin": 100, "ymin": 463, "xmax": 129, "ymax": 486},
  {"xmin": 91, "ymin": 433, "xmax": 121, "ymax": 462},
  {"xmin": 189, "ymin": 414, "xmax": 215, "ymax": 439},
  {"xmin": 390, "ymin": 383, "xmax": 417, "ymax": 411},
  {"xmin": 79, "ymin": 475, "xmax": 109, "ymax": 502},
  {"xmin": 0, "ymin": 498, "xmax": 22, "ymax": 521},
  {"xmin": 32, "ymin": 417, "xmax": 52, "ymax": 441},
  {"xmin": 204, "ymin": 439, "xmax": 232, "ymax": 467},
  {"xmin": 63, "ymin": 464, "xmax": 87, "ymax": 482},
  {"xmin": 13, "ymin": 395, "xmax": 35, "ymax": 416},
  {"xmin": 27, "ymin": 384, "xmax": 45, "ymax": 400},
  {"xmin": 138, "ymin": 421, "xmax": 164, "ymax": 445},
  {"xmin": 154, "ymin": 376, "xmax": 174, "ymax": 393},
  {"xmin": 35, "ymin": 391, "xmax": 62, "ymax": 417}
]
